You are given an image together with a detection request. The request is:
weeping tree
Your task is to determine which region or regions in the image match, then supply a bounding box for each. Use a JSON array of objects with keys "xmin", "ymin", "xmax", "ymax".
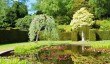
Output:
[{"xmin": 29, "ymin": 14, "xmax": 59, "ymax": 42}]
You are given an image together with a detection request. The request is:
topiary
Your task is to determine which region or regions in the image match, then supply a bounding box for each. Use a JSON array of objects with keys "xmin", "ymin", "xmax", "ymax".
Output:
[
  {"xmin": 29, "ymin": 14, "xmax": 59, "ymax": 41},
  {"xmin": 70, "ymin": 7, "xmax": 95, "ymax": 30}
]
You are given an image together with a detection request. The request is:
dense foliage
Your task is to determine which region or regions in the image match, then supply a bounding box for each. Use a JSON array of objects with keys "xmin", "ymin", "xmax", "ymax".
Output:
[
  {"xmin": 99, "ymin": 20, "xmax": 110, "ymax": 30},
  {"xmin": 0, "ymin": 1, "xmax": 28, "ymax": 28},
  {"xmin": 70, "ymin": 7, "xmax": 94, "ymax": 30},
  {"xmin": 15, "ymin": 15, "xmax": 35, "ymax": 30},
  {"xmin": 29, "ymin": 14, "xmax": 59, "ymax": 41},
  {"xmin": 88, "ymin": 0, "xmax": 110, "ymax": 19},
  {"xmin": 35, "ymin": 0, "xmax": 88, "ymax": 24},
  {"xmin": 0, "ymin": 0, "xmax": 9, "ymax": 27},
  {"xmin": 11, "ymin": 1, "xmax": 28, "ymax": 18}
]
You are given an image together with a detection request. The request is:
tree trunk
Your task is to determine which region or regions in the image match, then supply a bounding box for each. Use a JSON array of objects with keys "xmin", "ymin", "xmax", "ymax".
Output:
[{"xmin": 36, "ymin": 27, "xmax": 41, "ymax": 42}]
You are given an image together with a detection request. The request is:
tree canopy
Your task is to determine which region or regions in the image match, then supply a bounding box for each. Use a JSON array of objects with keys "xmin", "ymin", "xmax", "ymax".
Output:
[
  {"xmin": 89, "ymin": 0, "xmax": 110, "ymax": 19},
  {"xmin": 34, "ymin": 0, "xmax": 88, "ymax": 24},
  {"xmin": 0, "ymin": 1, "xmax": 28, "ymax": 28},
  {"xmin": 15, "ymin": 15, "xmax": 35, "ymax": 30},
  {"xmin": 70, "ymin": 7, "xmax": 94, "ymax": 30},
  {"xmin": 0, "ymin": 0, "xmax": 9, "ymax": 27},
  {"xmin": 29, "ymin": 14, "xmax": 59, "ymax": 41}
]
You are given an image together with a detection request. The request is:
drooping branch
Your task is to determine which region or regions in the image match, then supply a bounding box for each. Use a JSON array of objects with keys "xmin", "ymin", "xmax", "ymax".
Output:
[{"xmin": 29, "ymin": 14, "xmax": 59, "ymax": 42}]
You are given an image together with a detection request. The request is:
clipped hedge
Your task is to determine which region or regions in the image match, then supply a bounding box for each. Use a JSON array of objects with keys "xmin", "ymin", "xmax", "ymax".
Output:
[
  {"xmin": 71, "ymin": 30, "xmax": 78, "ymax": 41},
  {"xmin": 1, "ymin": 28, "xmax": 110, "ymax": 43},
  {"xmin": 96, "ymin": 30, "xmax": 110, "ymax": 40},
  {"xmin": 0, "ymin": 29, "xmax": 28, "ymax": 43},
  {"xmin": 89, "ymin": 29, "xmax": 96, "ymax": 41},
  {"xmin": 59, "ymin": 32, "xmax": 71, "ymax": 40},
  {"xmin": 78, "ymin": 25, "xmax": 90, "ymax": 40}
]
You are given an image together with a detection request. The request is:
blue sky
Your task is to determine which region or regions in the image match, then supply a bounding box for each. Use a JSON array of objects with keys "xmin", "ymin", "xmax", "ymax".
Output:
[{"xmin": 26, "ymin": 0, "xmax": 37, "ymax": 14}]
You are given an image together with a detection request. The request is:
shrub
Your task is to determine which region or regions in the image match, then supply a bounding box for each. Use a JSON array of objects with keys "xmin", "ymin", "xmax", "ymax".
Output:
[
  {"xmin": 89, "ymin": 29, "xmax": 96, "ymax": 41},
  {"xmin": 0, "ymin": 22, "xmax": 10, "ymax": 28},
  {"xmin": 70, "ymin": 7, "xmax": 94, "ymax": 30}
]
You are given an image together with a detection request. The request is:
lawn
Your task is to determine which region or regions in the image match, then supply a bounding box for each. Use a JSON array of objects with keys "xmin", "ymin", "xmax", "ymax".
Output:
[
  {"xmin": 0, "ymin": 42, "xmax": 34, "ymax": 52},
  {"xmin": 0, "ymin": 40, "xmax": 110, "ymax": 52}
]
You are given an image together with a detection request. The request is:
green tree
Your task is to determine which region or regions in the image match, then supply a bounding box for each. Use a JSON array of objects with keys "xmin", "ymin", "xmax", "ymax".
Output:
[
  {"xmin": 3, "ymin": 8, "xmax": 18, "ymax": 27},
  {"xmin": 3, "ymin": 1, "xmax": 28, "ymax": 27},
  {"xmin": 11, "ymin": 1, "xmax": 28, "ymax": 18},
  {"xmin": 29, "ymin": 14, "xmax": 59, "ymax": 41},
  {"xmin": 15, "ymin": 15, "xmax": 35, "ymax": 30},
  {"xmin": 0, "ymin": 0, "xmax": 9, "ymax": 28},
  {"xmin": 34, "ymin": 0, "xmax": 88, "ymax": 25},
  {"xmin": 88, "ymin": 0, "xmax": 110, "ymax": 19},
  {"xmin": 0, "ymin": 0, "xmax": 28, "ymax": 28},
  {"xmin": 70, "ymin": 7, "xmax": 94, "ymax": 30}
]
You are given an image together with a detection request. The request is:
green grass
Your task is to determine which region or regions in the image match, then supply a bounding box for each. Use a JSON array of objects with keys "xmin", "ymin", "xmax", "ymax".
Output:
[
  {"xmin": 0, "ymin": 40, "xmax": 110, "ymax": 52},
  {"xmin": 0, "ymin": 42, "xmax": 34, "ymax": 52}
]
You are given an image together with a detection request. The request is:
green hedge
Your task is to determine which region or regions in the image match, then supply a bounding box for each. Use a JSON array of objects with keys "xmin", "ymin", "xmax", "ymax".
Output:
[
  {"xmin": 39, "ymin": 31, "xmax": 71, "ymax": 41},
  {"xmin": 71, "ymin": 30, "xmax": 78, "ymax": 41},
  {"xmin": 1, "ymin": 28, "xmax": 110, "ymax": 43},
  {"xmin": 96, "ymin": 30, "xmax": 110, "ymax": 40},
  {"xmin": 78, "ymin": 25, "xmax": 90, "ymax": 40},
  {"xmin": 39, "ymin": 29, "xmax": 110, "ymax": 41},
  {"xmin": 89, "ymin": 29, "xmax": 96, "ymax": 41},
  {"xmin": 0, "ymin": 29, "xmax": 28, "ymax": 43},
  {"xmin": 59, "ymin": 32, "xmax": 71, "ymax": 40}
]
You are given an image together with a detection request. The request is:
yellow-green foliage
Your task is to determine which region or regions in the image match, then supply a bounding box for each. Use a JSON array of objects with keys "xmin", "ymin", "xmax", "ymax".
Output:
[
  {"xmin": 70, "ymin": 7, "xmax": 94, "ymax": 30},
  {"xmin": 89, "ymin": 29, "xmax": 96, "ymax": 41},
  {"xmin": 59, "ymin": 32, "xmax": 71, "ymax": 40},
  {"xmin": 100, "ymin": 20, "xmax": 110, "ymax": 30},
  {"xmin": 14, "ymin": 44, "xmax": 41, "ymax": 55},
  {"xmin": 91, "ymin": 42, "xmax": 110, "ymax": 49},
  {"xmin": 96, "ymin": 30, "xmax": 110, "ymax": 40},
  {"xmin": 0, "ymin": 58, "xmax": 29, "ymax": 64},
  {"xmin": 57, "ymin": 25, "xmax": 72, "ymax": 32},
  {"xmin": 71, "ymin": 30, "xmax": 78, "ymax": 41}
]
